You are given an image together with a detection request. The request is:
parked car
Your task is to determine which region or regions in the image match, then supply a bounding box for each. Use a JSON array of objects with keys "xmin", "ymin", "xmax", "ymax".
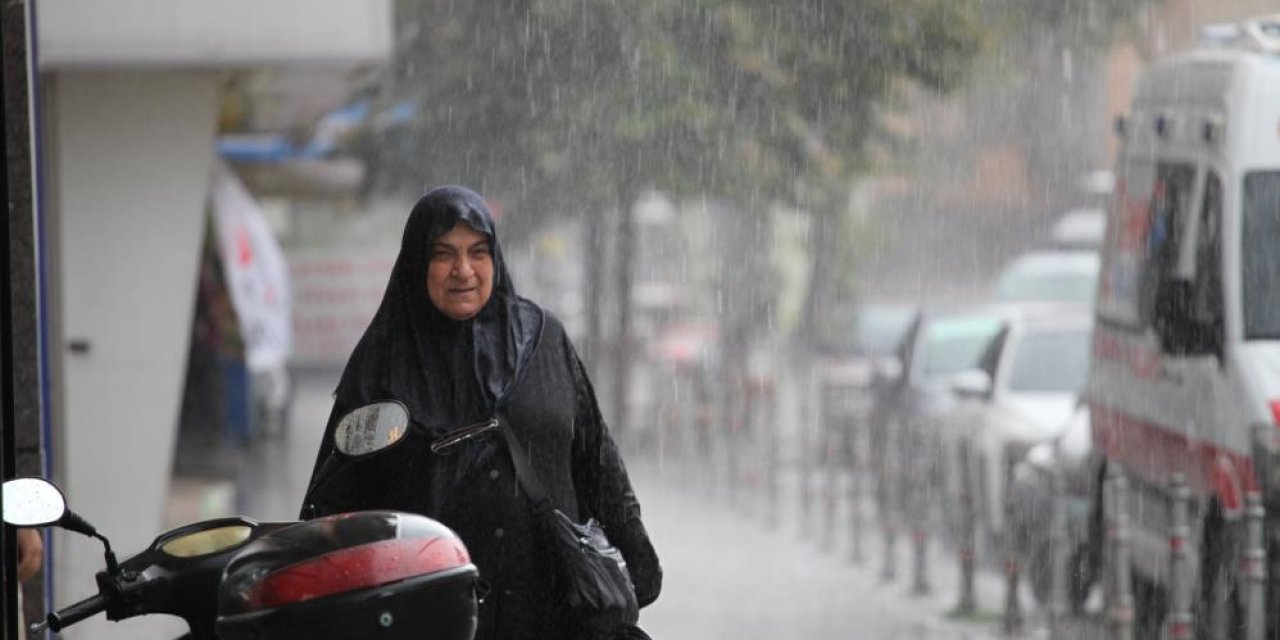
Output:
[
  {"xmin": 869, "ymin": 305, "xmax": 1009, "ymax": 516},
  {"xmin": 937, "ymin": 304, "xmax": 1093, "ymax": 550},
  {"xmin": 993, "ymin": 249, "xmax": 1100, "ymax": 306},
  {"xmin": 818, "ymin": 301, "xmax": 918, "ymax": 455},
  {"xmin": 1050, "ymin": 207, "xmax": 1106, "ymax": 250},
  {"xmin": 1007, "ymin": 401, "xmax": 1098, "ymax": 608}
]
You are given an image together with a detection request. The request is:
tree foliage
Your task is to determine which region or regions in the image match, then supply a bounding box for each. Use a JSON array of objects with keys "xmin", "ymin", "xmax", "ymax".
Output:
[
  {"xmin": 352, "ymin": 0, "xmax": 1001, "ymax": 385},
  {"xmin": 368, "ymin": 0, "xmax": 985, "ymax": 223}
]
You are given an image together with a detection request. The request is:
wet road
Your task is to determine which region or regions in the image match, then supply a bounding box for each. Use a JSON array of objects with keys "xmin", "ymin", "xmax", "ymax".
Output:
[{"xmin": 225, "ymin": 368, "xmax": 1095, "ymax": 640}]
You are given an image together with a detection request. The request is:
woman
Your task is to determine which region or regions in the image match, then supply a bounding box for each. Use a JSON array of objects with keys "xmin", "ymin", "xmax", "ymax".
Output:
[{"xmin": 301, "ymin": 185, "xmax": 661, "ymax": 640}]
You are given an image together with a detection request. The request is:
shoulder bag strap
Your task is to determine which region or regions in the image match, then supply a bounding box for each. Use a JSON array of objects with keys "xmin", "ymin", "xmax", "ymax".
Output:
[{"xmin": 497, "ymin": 415, "xmax": 555, "ymax": 514}]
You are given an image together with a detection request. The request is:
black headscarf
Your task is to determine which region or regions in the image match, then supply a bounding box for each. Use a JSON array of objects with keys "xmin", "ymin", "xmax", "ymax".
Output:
[{"xmin": 334, "ymin": 185, "xmax": 543, "ymax": 435}]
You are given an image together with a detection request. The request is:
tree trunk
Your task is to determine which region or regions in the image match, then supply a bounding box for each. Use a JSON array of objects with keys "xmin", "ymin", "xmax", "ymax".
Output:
[
  {"xmin": 583, "ymin": 206, "xmax": 606, "ymax": 378},
  {"xmin": 801, "ymin": 206, "xmax": 840, "ymax": 353},
  {"xmin": 610, "ymin": 176, "xmax": 637, "ymax": 438}
]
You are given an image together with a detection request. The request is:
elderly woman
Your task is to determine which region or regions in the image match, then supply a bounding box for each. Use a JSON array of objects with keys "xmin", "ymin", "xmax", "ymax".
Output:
[{"xmin": 301, "ymin": 185, "xmax": 661, "ymax": 640}]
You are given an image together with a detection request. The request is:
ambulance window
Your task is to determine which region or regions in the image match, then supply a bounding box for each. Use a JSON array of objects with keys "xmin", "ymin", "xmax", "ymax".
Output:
[
  {"xmin": 1096, "ymin": 160, "xmax": 1155, "ymax": 327},
  {"xmin": 1189, "ymin": 173, "xmax": 1223, "ymax": 351},
  {"xmin": 1140, "ymin": 163, "xmax": 1195, "ymax": 330},
  {"xmin": 1242, "ymin": 171, "xmax": 1280, "ymax": 339}
]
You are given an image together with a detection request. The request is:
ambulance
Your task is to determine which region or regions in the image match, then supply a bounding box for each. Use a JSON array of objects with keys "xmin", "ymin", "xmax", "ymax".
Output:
[{"xmin": 1083, "ymin": 14, "xmax": 1280, "ymax": 633}]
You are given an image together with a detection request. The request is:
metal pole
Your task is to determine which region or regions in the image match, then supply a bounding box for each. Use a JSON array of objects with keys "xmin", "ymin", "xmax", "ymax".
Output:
[
  {"xmin": 1003, "ymin": 456, "xmax": 1024, "ymax": 636},
  {"xmin": 764, "ymin": 381, "xmax": 779, "ymax": 530},
  {"xmin": 911, "ymin": 526, "xmax": 931, "ymax": 595},
  {"xmin": 849, "ymin": 415, "xmax": 864, "ymax": 564},
  {"xmin": 823, "ymin": 424, "xmax": 840, "ymax": 551},
  {"xmin": 1166, "ymin": 473, "xmax": 1194, "ymax": 640},
  {"xmin": 725, "ymin": 377, "xmax": 741, "ymax": 510},
  {"xmin": 953, "ymin": 438, "xmax": 977, "ymax": 613},
  {"xmin": 1048, "ymin": 464, "xmax": 1069, "ymax": 640},
  {"xmin": 881, "ymin": 419, "xmax": 899, "ymax": 583},
  {"xmin": 799, "ymin": 380, "xmax": 813, "ymax": 538},
  {"xmin": 881, "ymin": 513, "xmax": 899, "ymax": 583},
  {"xmin": 906, "ymin": 418, "xmax": 930, "ymax": 595},
  {"xmin": 1243, "ymin": 491, "xmax": 1266, "ymax": 640},
  {"xmin": 1107, "ymin": 468, "xmax": 1134, "ymax": 640}
]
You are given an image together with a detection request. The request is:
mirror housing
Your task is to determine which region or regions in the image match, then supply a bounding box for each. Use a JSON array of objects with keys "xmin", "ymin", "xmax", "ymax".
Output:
[
  {"xmin": 949, "ymin": 369, "xmax": 993, "ymax": 400},
  {"xmin": 305, "ymin": 401, "xmax": 414, "ymax": 520},
  {"xmin": 3, "ymin": 477, "xmax": 68, "ymax": 526}
]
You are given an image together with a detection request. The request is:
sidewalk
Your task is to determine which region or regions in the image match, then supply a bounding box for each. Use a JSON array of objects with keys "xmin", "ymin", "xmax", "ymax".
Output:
[
  {"xmin": 632, "ymin": 457, "xmax": 1010, "ymax": 639},
  {"xmin": 627, "ymin": 437, "xmax": 1116, "ymax": 640}
]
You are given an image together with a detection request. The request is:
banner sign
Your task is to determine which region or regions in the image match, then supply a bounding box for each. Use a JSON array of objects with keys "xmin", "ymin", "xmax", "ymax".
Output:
[{"xmin": 210, "ymin": 161, "xmax": 292, "ymax": 371}]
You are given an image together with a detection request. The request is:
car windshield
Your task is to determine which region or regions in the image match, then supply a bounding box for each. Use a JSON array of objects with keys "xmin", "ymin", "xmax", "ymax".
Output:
[
  {"xmin": 994, "ymin": 254, "xmax": 1100, "ymax": 304},
  {"xmin": 852, "ymin": 305, "xmax": 917, "ymax": 357},
  {"xmin": 1242, "ymin": 171, "xmax": 1280, "ymax": 339},
  {"xmin": 921, "ymin": 315, "xmax": 1004, "ymax": 379},
  {"xmin": 1006, "ymin": 326, "xmax": 1091, "ymax": 393}
]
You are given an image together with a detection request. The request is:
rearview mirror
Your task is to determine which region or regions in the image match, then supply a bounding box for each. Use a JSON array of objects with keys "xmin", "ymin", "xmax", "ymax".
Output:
[
  {"xmin": 333, "ymin": 401, "xmax": 411, "ymax": 457},
  {"xmin": 3, "ymin": 477, "xmax": 68, "ymax": 527},
  {"xmin": 950, "ymin": 369, "xmax": 993, "ymax": 400}
]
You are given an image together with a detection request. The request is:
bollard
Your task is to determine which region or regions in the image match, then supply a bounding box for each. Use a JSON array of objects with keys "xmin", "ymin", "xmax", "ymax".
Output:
[
  {"xmin": 1003, "ymin": 457, "xmax": 1024, "ymax": 636},
  {"xmin": 879, "ymin": 413, "xmax": 901, "ymax": 583},
  {"xmin": 1106, "ymin": 468, "xmax": 1135, "ymax": 640},
  {"xmin": 823, "ymin": 428, "xmax": 839, "ymax": 550},
  {"xmin": 848, "ymin": 417, "xmax": 865, "ymax": 564},
  {"xmin": 726, "ymin": 378, "xmax": 747, "ymax": 510},
  {"xmin": 953, "ymin": 438, "xmax": 977, "ymax": 614},
  {"xmin": 799, "ymin": 387, "xmax": 814, "ymax": 538},
  {"xmin": 902, "ymin": 419, "xmax": 931, "ymax": 594},
  {"xmin": 911, "ymin": 527, "xmax": 931, "ymax": 595},
  {"xmin": 1166, "ymin": 473, "xmax": 1194, "ymax": 640},
  {"xmin": 1243, "ymin": 492, "xmax": 1266, "ymax": 640},
  {"xmin": 763, "ymin": 384, "xmax": 780, "ymax": 530},
  {"xmin": 881, "ymin": 516, "xmax": 899, "ymax": 583},
  {"xmin": 1102, "ymin": 468, "xmax": 1114, "ymax": 609},
  {"xmin": 1047, "ymin": 464, "xmax": 1069, "ymax": 640}
]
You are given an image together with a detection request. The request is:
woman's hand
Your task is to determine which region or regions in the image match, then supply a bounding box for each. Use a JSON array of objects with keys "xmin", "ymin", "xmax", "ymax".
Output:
[{"xmin": 16, "ymin": 527, "xmax": 43, "ymax": 582}]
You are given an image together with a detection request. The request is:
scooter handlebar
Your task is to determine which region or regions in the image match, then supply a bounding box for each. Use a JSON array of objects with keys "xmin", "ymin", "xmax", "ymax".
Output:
[{"xmin": 42, "ymin": 592, "xmax": 108, "ymax": 632}]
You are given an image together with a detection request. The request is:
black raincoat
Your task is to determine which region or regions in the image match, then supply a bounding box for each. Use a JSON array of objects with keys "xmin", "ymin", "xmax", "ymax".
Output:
[{"xmin": 300, "ymin": 186, "xmax": 661, "ymax": 640}]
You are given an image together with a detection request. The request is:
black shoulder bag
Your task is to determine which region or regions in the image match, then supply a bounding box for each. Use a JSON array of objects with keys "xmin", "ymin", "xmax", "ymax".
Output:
[{"xmin": 497, "ymin": 416, "xmax": 640, "ymax": 635}]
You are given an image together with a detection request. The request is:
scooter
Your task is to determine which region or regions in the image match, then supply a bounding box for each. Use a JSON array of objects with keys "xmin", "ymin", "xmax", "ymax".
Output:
[
  {"xmin": 4, "ymin": 400, "xmax": 478, "ymax": 639},
  {"xmin": 5, "ymin": 475, "xmax": 292, "ymax": 639}
]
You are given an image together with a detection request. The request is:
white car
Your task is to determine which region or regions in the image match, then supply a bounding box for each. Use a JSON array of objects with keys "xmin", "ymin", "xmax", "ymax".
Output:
[
  {"xmin": 938, "ymin": 304, "xmax": 1093, "ymax": 547},
  {"xmin": 993, "ymin": 250, "xmax": 1100, "ymax": 306},
  {"xmin": 1009, "ymin": 401, "xmax": 1096, "ymax": 607}
]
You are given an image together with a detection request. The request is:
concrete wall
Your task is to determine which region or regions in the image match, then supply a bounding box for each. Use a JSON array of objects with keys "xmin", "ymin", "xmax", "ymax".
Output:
[{"xmin": 46, "ymin": 70, "xmax": 219, "ymax": 640}]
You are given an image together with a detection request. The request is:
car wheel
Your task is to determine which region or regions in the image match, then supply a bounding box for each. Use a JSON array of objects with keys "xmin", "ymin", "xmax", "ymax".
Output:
[
  {"xmin": 1026, "ymin": 532, "xmax": 1052, "ymax": 605},
  {"xmin": 1025, "ymin": 521, "xmax": 1094, "ymax": 610}
]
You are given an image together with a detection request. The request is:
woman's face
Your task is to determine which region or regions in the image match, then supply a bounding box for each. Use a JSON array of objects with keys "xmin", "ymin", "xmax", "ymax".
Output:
[{"xmin": 426, "ymin": 222, "xmax": 494, "ymax": 320}]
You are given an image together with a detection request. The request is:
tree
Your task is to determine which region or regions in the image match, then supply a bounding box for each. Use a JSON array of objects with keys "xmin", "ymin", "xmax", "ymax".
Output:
[{"xmin": 363, "ymin": 0, "xmax": 988, "ymax": 429}]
